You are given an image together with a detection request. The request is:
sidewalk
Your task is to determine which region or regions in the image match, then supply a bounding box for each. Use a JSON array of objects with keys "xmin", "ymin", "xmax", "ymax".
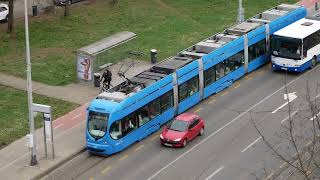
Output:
[
  {"xmin": 0, "ymin": 59, "xmax": 151, "ymax": 105},
  {"xmin": 0, "ymin": 59, "xmax": 152, "ymax": 180}
]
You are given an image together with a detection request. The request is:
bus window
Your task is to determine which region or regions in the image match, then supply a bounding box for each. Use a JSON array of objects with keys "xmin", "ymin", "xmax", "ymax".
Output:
[
  {"xmin": 149, "ymin": 98, "xmax": 161, "ymax": 119},
  {"xmin": 272, "ymin": 35, "xmax": 302, "ymax": 60},
  {"xmin": 137, "ymin": 105, "xmax": 150, "ymax": 126},
  {"xmin": 110, "ymin": 121, "xmax": 122, "ymax": 139}
]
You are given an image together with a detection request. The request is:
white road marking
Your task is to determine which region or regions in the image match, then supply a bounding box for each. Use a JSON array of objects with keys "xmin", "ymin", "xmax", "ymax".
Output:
[
  {"xmin": 281, "ymin": 110, "xmax": 299, "ymax": 124},
  {"xmin": 310, "ymin": 111, "xmax": 320, "ymax": 121},
  {"xmin": 72, "ymin": 114, "xmax": 82, "ymax": 120},
  {"xmin": 54, "ymin": 123, "xmax": 64, "ymax": 129},
  {"xmin": 241, "ymin": 137, "xmax": 262, "ymax": 153},
  {"xmin": 146, "ymin": 69, "xmax": 309, "ymax": 180},
  {"xmin": 272, "ymin": 92, "xmax": 297, "ymax": 114},
  {"xmin": 205, "ymin": 166, "xmax": 224, "ymax": 180}
]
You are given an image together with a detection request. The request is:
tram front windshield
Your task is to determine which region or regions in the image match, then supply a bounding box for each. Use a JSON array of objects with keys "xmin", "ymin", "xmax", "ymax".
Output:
[{"xmin": 88, "ymin": 111, "xmax": 109, "ymax": 139}]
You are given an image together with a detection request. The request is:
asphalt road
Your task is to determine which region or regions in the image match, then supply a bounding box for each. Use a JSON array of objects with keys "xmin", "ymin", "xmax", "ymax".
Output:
[{"xmin": 42, "ymin": 63, "xmax": 320, "ymax": 180}]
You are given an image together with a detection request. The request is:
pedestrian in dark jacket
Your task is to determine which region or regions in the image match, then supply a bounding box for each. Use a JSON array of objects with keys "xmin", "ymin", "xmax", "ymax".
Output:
[{"xmin": 101, "ymin": 68, "xmax": 112, "ymax": 89}]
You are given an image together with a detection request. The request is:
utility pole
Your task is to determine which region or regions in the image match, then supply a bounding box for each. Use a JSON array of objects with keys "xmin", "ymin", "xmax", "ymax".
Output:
[
  {"xmin": 237, "ymin": 0, "xmax": 245, "ymax": 23},
  {"xmin": 24, "ymin": 0, "xmax": 37, "ymax": 166}
]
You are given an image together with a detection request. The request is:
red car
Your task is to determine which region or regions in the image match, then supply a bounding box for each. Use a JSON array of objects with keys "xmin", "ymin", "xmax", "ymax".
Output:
[{"xmin": 160, "ymin": 113, "xmax": 205, "ymax": 147}]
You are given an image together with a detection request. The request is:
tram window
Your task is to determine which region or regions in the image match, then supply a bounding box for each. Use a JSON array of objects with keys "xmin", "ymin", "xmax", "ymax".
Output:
[
  {"xmin": 178, "ymin": 82, "xmax": 188, "ymax": 102},
  {"xmin": 249, "ymin": 40, "xmax": 266, "ymax": 62},
  {"xmin": 110, "ymin": 121, "xmax": 122, "ymax": 139},
  {"xmin": 204, "ymin": 66, "xmax": 216, "ymax": 87},
  {"xmin": 137, "ymin": 105, "xmax": 150, "ymax": 126},
  {"xmin": 149, "ymin": 98, "xmax": 161, "ymax": 119},
  {"xmin": 215, "ymin": 62, "xmax": 225, "ymax": 80},
  {"xmin": 121, "ymin": 114, "xmax": 138, "ymax": 137},
  {"xmin": 188, "ymin": 76, "xmax": 199, "ymax": 96},
  {"xmin": 178, "ymin": 76, "xmax": 199, "ymax": 102},
  {"xmin": 232, "ymin": 51, "xmax": 244, "ymax": 69},
  {"xmin": 224, "ymin": 61, "xmax": 233, "ymax": 75},
  {"xmin": 160, "ymin": 91, "xmax": 173, "ymax": 112}
]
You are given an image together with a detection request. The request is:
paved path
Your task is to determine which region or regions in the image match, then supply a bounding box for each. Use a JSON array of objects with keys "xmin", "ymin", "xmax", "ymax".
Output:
[
  {"xmin": 0, "ymin": 59, "xmax": 152, "ymax": 180},
  {"xmin": 0, "ymin": 59, "xmax": 151, "ymax": 105}
]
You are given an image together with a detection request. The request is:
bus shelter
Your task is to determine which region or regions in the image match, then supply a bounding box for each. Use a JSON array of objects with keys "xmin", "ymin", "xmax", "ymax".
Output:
[{"xmin": 76, "ymin": 31, "xmax": 137, "ymax": 85}]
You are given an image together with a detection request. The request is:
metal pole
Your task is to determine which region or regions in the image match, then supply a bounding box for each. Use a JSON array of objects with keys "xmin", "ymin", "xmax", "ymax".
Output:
[
  {"xmin": 43, "ymin": 115, "xmax": 47, "ymax": 158},
  {"xmin": 238, "ymin": 0, "xmax": 244, "ymax": 23},
  {"xmin": 24, "ymin": 0, "xmax": 37, "ymax": 166}
]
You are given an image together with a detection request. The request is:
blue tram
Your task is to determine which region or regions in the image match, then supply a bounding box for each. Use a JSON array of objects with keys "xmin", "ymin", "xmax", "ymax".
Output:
[{"xmin": 86, "ymin": 4, "xmax": 307, "ymax": 155}]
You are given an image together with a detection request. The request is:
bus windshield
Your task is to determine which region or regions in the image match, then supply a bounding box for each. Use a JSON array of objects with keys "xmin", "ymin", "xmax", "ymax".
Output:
[
  {"xmin": 272, "ymin": 36, "xmax": 302, "ymax": 60},
  {"xmin": 88, "ymin": 111, "xmax": 109, "ymax": 139}
]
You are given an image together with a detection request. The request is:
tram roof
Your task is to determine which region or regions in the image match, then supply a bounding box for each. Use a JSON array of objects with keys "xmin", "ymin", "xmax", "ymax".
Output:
[
  {"xmin": 96, "ymin": 4, "xmax": 304, "ymax": 105},
  {"xmin": 274, "ymin": 17, "xmax": 320, "ymax": 39}
]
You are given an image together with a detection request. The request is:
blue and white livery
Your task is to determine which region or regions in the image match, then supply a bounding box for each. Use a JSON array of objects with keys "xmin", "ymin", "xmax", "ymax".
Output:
[
  {"xmin": 86, "ymin": 4, "xmax": 307, "ymax": 155},
  {"xmin": 272, "ymin": 16, "xmax": 320, "ymax": 72}
]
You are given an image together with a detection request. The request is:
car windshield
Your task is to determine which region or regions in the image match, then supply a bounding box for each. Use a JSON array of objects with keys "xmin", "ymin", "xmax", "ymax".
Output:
[
  {"xmin": 272, "ymin": 35, "xmax": 302, "ymax": 60},
  {"xmin": 88, "ymin": 111, "xmax": 108, "ymax": 139},
  {"xmin": 168, "ymin": 119, "xmax": 188, "ymax": 132}
]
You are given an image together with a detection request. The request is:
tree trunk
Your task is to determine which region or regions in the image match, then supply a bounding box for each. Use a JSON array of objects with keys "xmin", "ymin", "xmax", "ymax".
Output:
[
  {"xmin": 7, "ymin": 0, "xmax": 14, "ymax": 33},
  {"xmin": 64, "ymin": 0, "xmax": 70, "ymax": 16}
]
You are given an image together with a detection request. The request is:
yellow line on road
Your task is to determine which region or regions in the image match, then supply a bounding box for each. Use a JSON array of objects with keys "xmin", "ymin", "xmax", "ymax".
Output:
[
  {"xmin": 233, "ymin": 83, "xmax": 240, "ymax": 89},
  {"xmin": 150, "ymin": 134, "xmax": 159, "ymax": 141},
  {"xmin": 101, "ymin": 166, "xmax": 112, "ymax": 174},
  {"xmin": 134, "ymin": 145, "xmax": 144, "ymax": 152},
  {"xmin": 221, "ymin": 91, "xmax": 229, "ymax": 96},
  {"xmin": 247, "ymin": 76, "xmax": 253, "ymax": 80},
  {"xmin": 194, "ymin": 107, "xmax": 202, "ymax": 113},
  {"xmin": 119, "ymin": 154, "xmax": 129, "ymax": 161},
  {"xmin": 265, "ymin": 172, "xmax": 274, "ymax": 180},
  {"xmin": 280, "ymin": 162, "xmax": 287, "ymax": 168},
  {"xmin": 208, "ymin": 99, "xmax": 216, "ymax": 104},
  {"xmin": 256, "ymin": 70, "xmax": 266, "ymax": 76}
]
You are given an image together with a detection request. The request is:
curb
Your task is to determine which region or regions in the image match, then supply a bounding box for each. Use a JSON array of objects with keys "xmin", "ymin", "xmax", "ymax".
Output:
[{"xmin": 31, "ymin": 147, "xmax": 86, "ymax": 180}]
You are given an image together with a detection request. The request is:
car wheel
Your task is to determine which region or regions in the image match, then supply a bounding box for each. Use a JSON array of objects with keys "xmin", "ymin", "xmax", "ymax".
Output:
[
  {"xmin": 182, "ymin": 139, "xmax": 187, "ymax": 147},
  {"xmin": 199, "ymin": 127, "xmax": 204, "ymax": 136}
]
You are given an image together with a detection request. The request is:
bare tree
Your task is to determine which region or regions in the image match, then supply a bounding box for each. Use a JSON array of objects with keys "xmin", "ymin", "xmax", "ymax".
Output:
[
  {"xmin": 251, "ymin": 78, "xmax": 320, "ymax": 179},
  {"xmin": 7, "ymin": 0, "xmax": 14, "ymax": 33},
  {"xmin": 64, "ymin": 0, "xmax": 70, "ymax": 16}
]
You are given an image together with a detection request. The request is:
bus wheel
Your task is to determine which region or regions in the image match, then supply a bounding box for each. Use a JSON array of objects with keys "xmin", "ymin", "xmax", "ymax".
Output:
[{"xmin": 312, "ymin": 56, "xmax": 317, "ymax": 68}]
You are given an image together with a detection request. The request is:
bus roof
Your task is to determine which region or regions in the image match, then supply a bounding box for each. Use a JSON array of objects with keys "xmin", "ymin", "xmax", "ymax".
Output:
[{"xmin": 274, "ymin": 17, "xmax": 320, "ymax": 39}]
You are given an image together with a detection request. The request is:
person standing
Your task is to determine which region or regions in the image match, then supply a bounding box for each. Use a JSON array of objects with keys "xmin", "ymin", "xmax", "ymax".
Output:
[{"xmin": 101, "ymin": 68, "xmax": 112, "ymax": 89}]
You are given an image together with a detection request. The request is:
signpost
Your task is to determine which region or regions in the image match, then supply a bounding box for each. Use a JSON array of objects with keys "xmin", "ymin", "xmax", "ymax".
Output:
[{"xmin": 31, "ymin": 103, "xmax": 55, "ymax": 159}]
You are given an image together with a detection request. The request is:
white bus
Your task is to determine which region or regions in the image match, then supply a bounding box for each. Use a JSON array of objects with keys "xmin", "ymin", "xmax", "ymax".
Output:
[{"xmin": 271, "ymin": 17, "xmax": 320, "ymax": 72}]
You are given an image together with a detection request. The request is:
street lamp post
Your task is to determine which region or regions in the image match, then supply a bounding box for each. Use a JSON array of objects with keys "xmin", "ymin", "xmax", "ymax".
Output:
[
  {"xmin": 24, "ymin": 0, "xmax": 37, "ymax": 166},
  {"xmin": 238, "ymin": 0, "xmax": 245, "ymax": 23}
]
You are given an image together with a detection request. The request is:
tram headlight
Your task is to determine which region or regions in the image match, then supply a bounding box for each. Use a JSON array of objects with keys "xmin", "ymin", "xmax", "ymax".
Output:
[
  {"xmin": 160, "ymin": 134, "xmax": 164, "ymax": 139},
  {"xmin": 174, "ymin": 138, "xmax": 182, "ymax": 142}
]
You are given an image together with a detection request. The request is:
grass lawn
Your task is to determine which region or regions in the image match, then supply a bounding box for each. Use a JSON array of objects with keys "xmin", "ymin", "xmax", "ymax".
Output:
[
  {"xmin": 0, "ymin": 0, "xmax": 297, "ymax": 85},
  {"xmin": 0, "ymin": 85, "xmax": 79, "ymax": 148}
]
